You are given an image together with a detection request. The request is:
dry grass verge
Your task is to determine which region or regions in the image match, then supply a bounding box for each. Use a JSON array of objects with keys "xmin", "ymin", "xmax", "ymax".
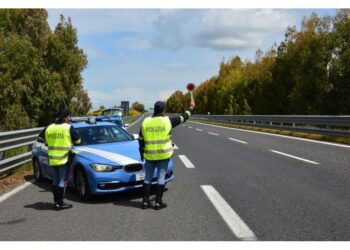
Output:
[{"xmin": 0, "ymin": 164, "xmax": 33, "ymax": 196}]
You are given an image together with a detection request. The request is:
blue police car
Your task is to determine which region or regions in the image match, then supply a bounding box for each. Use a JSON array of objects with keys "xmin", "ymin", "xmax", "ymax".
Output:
[{"xmin": 31, "ymin": 118, "xmax": 174, "ymax": 200}]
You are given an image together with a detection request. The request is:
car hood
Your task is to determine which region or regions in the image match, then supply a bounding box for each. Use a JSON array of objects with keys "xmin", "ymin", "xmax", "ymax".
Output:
[{"xmin": 73, "ymin": 141, "xmax": 142, "ymax": 166}]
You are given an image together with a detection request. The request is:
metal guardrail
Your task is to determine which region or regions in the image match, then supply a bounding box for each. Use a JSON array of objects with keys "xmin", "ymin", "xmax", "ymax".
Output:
[
  {"xmin": 190, "ymin": 115, "xmax": 350, "ymax": 138},
  {"xmin": 0, "ymin": 114, "xmax": 142, "ymax": 174},
  {"xmin": 0, "ymin": 127, "xmax": 44, "ymax": 174}
]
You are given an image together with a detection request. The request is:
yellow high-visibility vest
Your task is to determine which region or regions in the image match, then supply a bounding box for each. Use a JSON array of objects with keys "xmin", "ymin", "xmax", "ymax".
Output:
[
  {"xmin": 142, "ymin": 116, "xmax": 173, "ymax": 160},
  {"xmin": 45, "ymin": 123, "xmax": 73, "ymax": 166}
]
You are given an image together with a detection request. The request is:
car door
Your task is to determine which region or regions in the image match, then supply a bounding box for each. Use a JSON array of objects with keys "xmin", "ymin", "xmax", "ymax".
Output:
[{"xmin": 33, "ymin": 130, "xmax": 52, "ymax": 179}]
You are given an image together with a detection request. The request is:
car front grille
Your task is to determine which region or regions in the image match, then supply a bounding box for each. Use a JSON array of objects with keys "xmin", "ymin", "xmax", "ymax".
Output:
[
  {"xmin": 97, "ymin": 171, "xmax": 173, "ymax": 190},
  {"xmin": 124, "ymin": 163, "xmax": 143, "ymax": 173}
]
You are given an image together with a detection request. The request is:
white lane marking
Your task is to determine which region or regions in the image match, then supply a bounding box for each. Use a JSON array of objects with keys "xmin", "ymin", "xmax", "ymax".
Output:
[
  {"xmin": 201, "ymin": 185, "xmax": 257, "ymax": 241},
  {"xmin": 188, "ymin": 126, "xmax": 193, "ymax": 129},
  {"xmin": 270, "ymin": 150, "xmax": 319, "ymax": 165},
  {"xmin": 196, "ymin": 129, "xmax": 203, "ymax": 132},
  {"xmin": 173, "ymin": 144, "xmax": 179, "ymax": 150},
  {"xmin": 178, "ymin": 155, "xmax": 195, "ymax": 168},
  {"xmin": 128, "ymin": 115, "xmax": 144, "ymax": 128},
  {"xmin": 182, "ymin": 125, "xmax": 186, "ymax": 127},
  {"xmin": 189, "ymin": 121, "xmax": 350, "ymax": 149},
  {"xmin": 0, "ymin": 181, "xmax": 34, "ymax": 204},
  {"xmin": 208, "ymin": 132, "xmax": 219, "ymax": 136},
  {"xmin": 229, "ymin": 138, "xmax": 247, "ymax": 144}
]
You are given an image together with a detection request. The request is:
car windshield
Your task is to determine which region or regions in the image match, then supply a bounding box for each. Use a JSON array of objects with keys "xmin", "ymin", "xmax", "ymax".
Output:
[
  {"xmin": 112, "ymin": 119, "xmax": 123, "ymax": 126},
  {"xmin": 76, "ymin": 125, "xmax": 132, "ymax": 145}
]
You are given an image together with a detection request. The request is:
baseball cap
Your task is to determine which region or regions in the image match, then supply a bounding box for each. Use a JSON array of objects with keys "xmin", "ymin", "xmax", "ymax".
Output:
[
  {"xmin": 58, "ymin": 108, "xmax": 70, "ymax": 118},
  {"xmin": 154, "ymin": 101, "xmax": 165, "ymax": 114}
]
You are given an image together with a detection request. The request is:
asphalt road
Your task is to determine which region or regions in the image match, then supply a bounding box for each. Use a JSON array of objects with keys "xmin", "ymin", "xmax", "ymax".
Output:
[{"xmin": 0, "ymin": 116, "xmax": 350, "ymax": 240}]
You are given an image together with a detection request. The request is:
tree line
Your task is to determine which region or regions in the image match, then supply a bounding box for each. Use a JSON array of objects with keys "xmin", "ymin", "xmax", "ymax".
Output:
[
  {"xmin": 0, "ymin": 9, "xmax": 91, "ymax": 131},
  {"xmin": 166, "ymin": 10, "xmax": 350, "ymax": 116}
]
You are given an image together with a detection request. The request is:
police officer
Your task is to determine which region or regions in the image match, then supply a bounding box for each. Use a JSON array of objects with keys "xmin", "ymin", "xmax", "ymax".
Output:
[
  {"xmin": 45, "ymin": 108, "xmax": 81, "ymax": 210},
  {"xmin": 139, "ymin": 100, "xmax": 195, "ymax": 210}
]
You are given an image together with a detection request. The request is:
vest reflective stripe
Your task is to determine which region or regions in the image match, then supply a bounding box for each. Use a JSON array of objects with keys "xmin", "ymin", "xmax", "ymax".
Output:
[
  {"xmin": 180, "ymin": 116, "xmax": 184, "ymax": 124},
  {"xmin": 48, "ymin": 146, "xmax": 72, "ymax": 151},
  {"xmin": 45, "ymin": 123, "xmax": 72, "ymax": 166},
  {"xmin": 48, "ymin": 152, "xmax": 70, "ymax": 160},
  {"xmin": 144, "ymin": 139, "xmax": 171, "ymax": 145},
  {"xmin": 144, "ymin": 147, "xmax": 173, "ymax": 154},
  {"xmin": 142, "ymin": 116, "xmax": 173, "ymax": 160}
]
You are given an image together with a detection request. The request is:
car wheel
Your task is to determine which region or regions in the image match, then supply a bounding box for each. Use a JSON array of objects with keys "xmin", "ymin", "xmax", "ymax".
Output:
[
  {"xmin": 33, "ymin": 159, "xmax": 43, "ymax": 182},
  {"xmin": 75, "ymin": 167, "xmax": 92, "ymax": 201}
]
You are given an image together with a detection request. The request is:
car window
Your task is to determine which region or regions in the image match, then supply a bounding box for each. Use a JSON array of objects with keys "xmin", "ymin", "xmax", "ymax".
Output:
[
  {"xmin": 113, "ymin": 120, "xmax": 123, "ymax": 126},
  {"xmin": 76, "ymin": 125, "xmax": 132, "ymax": 145}
]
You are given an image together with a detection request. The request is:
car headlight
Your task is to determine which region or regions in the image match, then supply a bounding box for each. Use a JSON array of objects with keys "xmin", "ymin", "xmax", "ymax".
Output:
[{"xmin": 90, "ymin": 164, "xmax": 121, "ymax": 172}]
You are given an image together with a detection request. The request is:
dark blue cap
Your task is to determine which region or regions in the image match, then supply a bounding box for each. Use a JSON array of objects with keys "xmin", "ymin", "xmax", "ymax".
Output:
[
  {"xmin": 154, "ymin": 101, "xmax": 165, "ymax": 114},
  {"xmin": 58, "ymin": 108, "xmax": 70, "ymax": 118}
]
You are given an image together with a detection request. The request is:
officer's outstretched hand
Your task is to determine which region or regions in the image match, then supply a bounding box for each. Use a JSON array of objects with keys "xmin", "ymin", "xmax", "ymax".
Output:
[{"xmin": 189, "ymin": 101, "xmax": 195, "ymax": 110}]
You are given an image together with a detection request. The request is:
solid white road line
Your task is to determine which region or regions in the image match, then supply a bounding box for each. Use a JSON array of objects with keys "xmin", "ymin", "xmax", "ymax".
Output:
[
  {"xmin": 229, "ymin": 138, "xmax": 247, "ymax": 144},
  {"xmin": 270, "ymin": 150, "xmax": 320, "ymax": 165},
  {"xmin": 196, "ymin": 129, "xmax": 203, "ymax": 132},
  {"xmin": 189, "ymin": 121, "xmax": 350, "ymax": 149},
  {"xmin": 178, "ymin": 155, "xmax": 195, "ymax": 168},
  {"xmin": 0, "ymin": 180, "xmax": 33, "ymax": 204},
  {"xmin": 201, "ymin": 185, "xmax": 257, "ymax": 241},
  {"xmin": 208, "ymin": 132, "xmax": 219, "ymax": 136},
  {"xmin": 128, "ymin": 114, "xmax": 144, "ymax": 128}
]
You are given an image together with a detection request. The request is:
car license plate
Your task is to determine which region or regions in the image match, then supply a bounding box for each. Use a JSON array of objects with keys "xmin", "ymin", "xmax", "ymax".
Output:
[{"xmin": 135, "ymin": 173, "xmax": 145, "ymax": 181}]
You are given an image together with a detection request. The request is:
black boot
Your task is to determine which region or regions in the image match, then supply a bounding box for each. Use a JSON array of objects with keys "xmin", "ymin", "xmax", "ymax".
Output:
[
  {"xmin": 55, "ymin": 187, "xmax": 73, "ymax": 210},
  {"xmin": 52, "ymin": 186, "xmax": 59, "ymax": 210},
  {"xmin": 155, "ymin": 184, "xmax": 167, "ymax": 210},
  {"xmin": 142, "ymin": 183, "xmax": 153, "ymax": 209}
]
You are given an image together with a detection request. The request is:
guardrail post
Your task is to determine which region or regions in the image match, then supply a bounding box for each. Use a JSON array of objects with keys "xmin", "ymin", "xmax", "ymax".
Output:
[{"xmin": 0, "ymin": 151, "xmax": 4, "ymax": 161}]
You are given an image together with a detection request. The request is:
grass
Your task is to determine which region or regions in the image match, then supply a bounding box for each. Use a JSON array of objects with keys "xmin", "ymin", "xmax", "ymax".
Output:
[
  {"xmin": 190, "ymin": 119, "xmax": 350, "ymax": 145},
  {"xmin": 4, "ymin": 146, "xmax": 29, "ymax": 159}
]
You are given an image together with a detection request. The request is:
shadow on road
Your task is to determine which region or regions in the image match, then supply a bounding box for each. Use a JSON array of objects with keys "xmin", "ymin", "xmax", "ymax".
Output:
[
  {"xmin": 24, "ymin": 202, "xmax": 54, "ymax": 211},
  {"xmin": 23, "ymin": 175, "xmax": 167, "ymax": 209},
  {"xmin": 0, "ymin": 217, "xmax": 26, "ymax": 225}
]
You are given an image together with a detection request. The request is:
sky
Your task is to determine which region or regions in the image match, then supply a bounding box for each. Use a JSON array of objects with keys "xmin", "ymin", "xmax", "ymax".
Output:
[{"xmin": 46, "ymin": 8, "xmax": 338, "ymax": 111}]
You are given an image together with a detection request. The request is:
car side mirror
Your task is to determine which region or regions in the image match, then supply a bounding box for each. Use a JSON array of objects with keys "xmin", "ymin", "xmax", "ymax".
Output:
[
  {"xmin": 133, "ymin": 134, "xmax": 139, "ymax": 140},
  {"xmin": 37, "ymin": 137, "xmax": 45, "ymax": 143},
  {"xmin": 125, "ymin": 123, "xmax": 129, "ymax": 128}
]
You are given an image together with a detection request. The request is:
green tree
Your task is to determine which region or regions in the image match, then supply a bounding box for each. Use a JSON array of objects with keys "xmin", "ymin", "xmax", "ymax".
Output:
[
  {"xmin": 132, "ymin": 102, "xmax": 145, "ymax": 113},
  {"xmin": 327, "ymin": 9, "xmax": 350, "ymax": 114},
  {"xmin": 0, "ymin": 10, "xmax": 91, "ymax": 131},
  {"xmin": 166, "ymin": 91, "xmax": 188, "ymax": 113}
]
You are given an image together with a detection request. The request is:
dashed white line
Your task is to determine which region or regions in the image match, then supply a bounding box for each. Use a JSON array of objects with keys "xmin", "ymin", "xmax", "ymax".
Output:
[
  {"xmin": 188, "ymin": 126, "xmax": 193, "ymax": 129},
  {"xmin": 173, "ymin": 144, "xmax": 179, "ymax": 150},
  {"xmin": 201, "ymin": 185, "xmax": 257, "ymax": 241},
  {"xmin": 189, "ymin": 121, "xmax": 350, "ymax": 149},
  {"xmin": 270, "ymin": 150, "xmax": 319, "ymax": 165},
  {"xmin": 178, "ymin": 155, "xmax": 195, "ymax": 168},
  {"xmin": 208, "ymin": 132, "xmax": 219, "ymax": 136},
  {"xmin": 196, "ymin": 129, "xmax": 203, "ymax": 132},
  {"xmin": 229, "ymin": 138, "xmax": 247, "ymax": 144},
  {"xmin": 0, "ymin": 181, "xmax": 33, "ymax": 203}
]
